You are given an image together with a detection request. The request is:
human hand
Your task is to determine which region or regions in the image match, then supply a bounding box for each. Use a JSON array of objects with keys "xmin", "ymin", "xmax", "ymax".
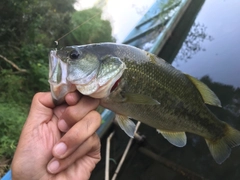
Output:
[{"xmin": 11, "ymin": 92, "xmax": 101, "ymax": 180}]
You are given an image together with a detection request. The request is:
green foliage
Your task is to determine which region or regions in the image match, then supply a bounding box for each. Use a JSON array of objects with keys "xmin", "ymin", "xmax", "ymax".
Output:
[
  {"xmin": 0, "ymin": 0, "xmax": 76, "ymax": 48},
  {"xmin": 0, "ymin": 70, "xmax": 27, "ymax": 103},
  {"xmin": 65, "ymin": 8, "xmax": 113, "ymax": 45},
  {"xmin": 0, "ymin": 0, "xmax": 113, "ymax": 168},
  {"xmin": 0, "ymin": 102, "xmax": 27, "ymax": 158},
  {"xmin": 0, "ymin": 44, "xmax": 49, "ymax": 104}
]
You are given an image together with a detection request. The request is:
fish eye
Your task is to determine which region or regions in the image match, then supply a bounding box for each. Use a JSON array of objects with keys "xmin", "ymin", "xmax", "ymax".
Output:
[{"xmin": 69, "ymin": 50, "xmax": 80, "ymax": 60}]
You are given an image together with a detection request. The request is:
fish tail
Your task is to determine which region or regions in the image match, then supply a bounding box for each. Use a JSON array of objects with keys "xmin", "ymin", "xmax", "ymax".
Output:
[{"xmin": 205, "ymin": 124, "xmax": 240, "ymax": 164}]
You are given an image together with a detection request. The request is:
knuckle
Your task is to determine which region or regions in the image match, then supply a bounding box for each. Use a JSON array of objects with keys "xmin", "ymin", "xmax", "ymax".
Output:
[
  {"xmin": 88, "ymin": 133, "xmax": 101, "ymax": 150},
  {"xmin": 64, "ymin": 107, "xmax": 76, "ymax": 121},
  {"xmin": 65, "ymin": 91, "xmax": 81, "ymax": 105},
  {"xmin": 64, "ymin": 106, "xmax": 74, "ymax": 116},
  {"xmin": 71, "ymin": 128, "xmax": 82, "ymax": 141},
  {"xmin": 93, "ymin": 133, "xmax": 101, "ymax": 146},
  {"xmin": 90, "ymin": 134, "xmax": 101, "ymax": 159},
  {"xmin": 32, "ymin": 92, "xmax": 49, "ymax": 106},
  {"xmin": 84, "ymin": 111, "xmax": 101, "ymax": 132},
  {"xmin": 89, "ymin": 110, "xmax": 102, "ymax": 126},
  {"xmin": 33, "ymin": 92, "xmax": 43, "ymax": 101},
  {"xmin": 83, "ymin": 96, "xmax": 100, "ymax": 108},
  {"xmin": 94, "ymin": 134, "xmax": 101, "ymax": 145}
]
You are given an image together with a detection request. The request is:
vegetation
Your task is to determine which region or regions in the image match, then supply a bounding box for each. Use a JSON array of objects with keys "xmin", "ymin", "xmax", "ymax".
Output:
[
  {"xmin": 66, "ymin": 8, "xmax": 113, "ymax": 45},
  {"xmin": 0, "ymin": 0, "xmax": 113, "ymax": 175}
]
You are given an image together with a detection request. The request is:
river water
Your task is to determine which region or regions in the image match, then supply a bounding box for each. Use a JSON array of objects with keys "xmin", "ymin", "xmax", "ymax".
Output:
[
  {"xmin": 172, "ymin": 0, "xmax": 240, "ymax": 88},
  {"xmin": 91, "ymin": 1, "xmax": 240, "ymax": 179}
]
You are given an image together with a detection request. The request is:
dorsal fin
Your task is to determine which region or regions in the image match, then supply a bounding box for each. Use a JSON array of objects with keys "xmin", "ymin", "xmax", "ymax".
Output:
[{"xmin": 185, "ymin": 74, "xmax": 221, "ymax": 107}]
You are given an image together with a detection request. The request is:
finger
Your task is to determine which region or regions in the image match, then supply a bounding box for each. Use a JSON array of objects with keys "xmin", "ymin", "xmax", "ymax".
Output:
[
  {"xmin": 51, "ymin": 91, "xmax": 82, "ymax": 120},
  {"xmin": 61, "ymin": 96, "xmax": 100, "ymax": 127},
  {"xmin": 65, "ymin": 91, "xmax": 82, "ymax": 106},
  {"xmin": 47, "ymin": 133, "xmax": 101, "ymax": 174},
  {"xmin": 53, "ymin": 91, "xmax": 82, "ymax": 121},
  {"xmin": 30, "ymin": 92, "xmax": 55, "ymax": 112},
  {"xmin": 55, "ymin": 91, "xmax": 82, "ymax": 132},
  {"xmin": 37, "ymin": 92, "xmax": 55, "ymax": 108},
  {"xmin": 26, "ymin": 92, "xmax": 55, "ymax": 125},
  {"xmin": 53, "ymin": 110, "xmax": 101, "ymax": 159},
  {"xmin": 57, "ymin": 119, "xmax": 70, "ymax": 132}
]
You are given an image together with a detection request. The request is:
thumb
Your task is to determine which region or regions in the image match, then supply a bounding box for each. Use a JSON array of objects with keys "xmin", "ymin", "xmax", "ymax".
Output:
[{"xmin": 26, "ymin": 92, "xmax": 56, "ymax": 125}]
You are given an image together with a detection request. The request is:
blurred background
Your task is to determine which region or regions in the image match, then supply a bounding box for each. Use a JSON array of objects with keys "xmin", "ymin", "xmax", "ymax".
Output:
[{"xmin": 1, "ymin": 0, "xmax": 240, "ymax": 179}]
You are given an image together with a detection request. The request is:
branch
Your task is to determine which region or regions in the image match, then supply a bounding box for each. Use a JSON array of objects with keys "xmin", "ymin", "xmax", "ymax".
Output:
[
  {"xmin": 7, "ymin": 44, "xmax": 21, "ymax": 52},
  {"xmin": 139, "ymin": 147, "xmax": 205, "ymax": 180},
  {"xmin": 0, "ymin": 54, "xmax": 28, "ymax": 73}
]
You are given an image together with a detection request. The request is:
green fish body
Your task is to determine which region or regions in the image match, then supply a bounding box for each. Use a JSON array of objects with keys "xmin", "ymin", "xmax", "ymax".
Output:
[{"xmin": 49, "ymin": 43, "xmax": 240, "ymax": 164}]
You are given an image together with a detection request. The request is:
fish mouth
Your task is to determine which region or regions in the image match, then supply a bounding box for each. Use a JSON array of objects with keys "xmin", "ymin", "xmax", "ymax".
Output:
[
  {"xmin": 48, "ymin": 50, "xmax": 76, "ymax": 104},
  {"xmin": 49, "ymin": 49, "xmax": 126, "ymax": 103}
]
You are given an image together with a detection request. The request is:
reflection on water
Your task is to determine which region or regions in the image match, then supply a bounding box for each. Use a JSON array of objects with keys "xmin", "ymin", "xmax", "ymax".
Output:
[
  {"xmin": 172, "ymin": 0, "xmax": 240, "ymax": 88},
  {"xmin": 201, "ymin": 76, "xmax": 240, "ymax": 120},
  {"xmin": 91, "ymin": 0, "xmax": 240, "ymax": 180},
  {"xmin": 174, "ymin": 22, "xmax": 213, "ymax": 64}
]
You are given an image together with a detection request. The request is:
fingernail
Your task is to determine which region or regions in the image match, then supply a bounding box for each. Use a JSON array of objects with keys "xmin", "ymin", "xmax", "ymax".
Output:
[
  {"xmin": 48, "ymin": 160, "xmax": 59, "ymax": 173},
  {"xmin": 54, "ymin": 142, "xmax": 67, "ymax": 157}
]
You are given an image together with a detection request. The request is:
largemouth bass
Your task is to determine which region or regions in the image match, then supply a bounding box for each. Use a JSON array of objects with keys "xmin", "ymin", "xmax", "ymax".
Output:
[{"xmin": 49, "ymin": 43, "xmax": 240, "ymax": 164}]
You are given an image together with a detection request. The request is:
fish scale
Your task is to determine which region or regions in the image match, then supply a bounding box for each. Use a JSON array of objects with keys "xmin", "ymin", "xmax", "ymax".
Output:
[
  {"xmin": 49, "ymin": 42, "xmax": 240, "ymax": 164},
  {"xmin": 103, "ymin": 59, "xmax": 215, "ymax": 134},
  {"xmin": 101, "ymin": 58, "xmax": 227, "ymax": 149}
]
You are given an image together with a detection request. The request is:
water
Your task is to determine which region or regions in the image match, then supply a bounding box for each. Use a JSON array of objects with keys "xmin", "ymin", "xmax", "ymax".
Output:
[
  {"xmin": 91, "ymin": 1, "xmax": 240, "ymax": 179},
  {"xmin": 172, "ymin": 0, "xmax": 240, "ymax": 88}
]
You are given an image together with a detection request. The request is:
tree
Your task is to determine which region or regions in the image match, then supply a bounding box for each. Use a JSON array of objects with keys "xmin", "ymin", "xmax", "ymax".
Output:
[
  {"xmin": 0, "ymin": 0, "xmax": 76, "ymax": 102},
  {"xmin": 0, "ymin": 0, "xmax": 113, "ymax": 171},
  {"xmin": 64, "ymin": 7, "xmax": 113, "ymax": 46}
]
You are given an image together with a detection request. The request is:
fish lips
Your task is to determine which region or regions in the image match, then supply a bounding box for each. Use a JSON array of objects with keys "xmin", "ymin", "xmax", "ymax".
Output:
[
  {"xmin": 48, "ymin": 50, "xmax": 76, "ymax": 104},
  {"xmin": 48, "ymin": 50, "xmax": 100, "ymax": 103},
  {"xmin": 49, "ymin": 49, "xmax": 126, "ymax": 103}
]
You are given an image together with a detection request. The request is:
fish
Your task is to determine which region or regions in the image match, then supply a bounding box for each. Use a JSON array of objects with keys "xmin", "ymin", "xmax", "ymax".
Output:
[{"xmin": 48, "ymin": 42, "xmax": 240, "ymax": 164}]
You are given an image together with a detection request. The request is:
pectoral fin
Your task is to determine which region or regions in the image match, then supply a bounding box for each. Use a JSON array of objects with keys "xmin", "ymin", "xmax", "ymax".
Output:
[
  {"xmin": 124, "ymin": 93, "xmax": 160, "ymax": 105},
  {"xmin": 185, "ymin": 74, "xmax": 221, "ymax": 107},
  {"xmin": 116, "ymin": 114, "xmax": 136, "ymax": 138},
  {"xmin": 157, "ymin": 129, "xmax": 187, "ymax": 147}
]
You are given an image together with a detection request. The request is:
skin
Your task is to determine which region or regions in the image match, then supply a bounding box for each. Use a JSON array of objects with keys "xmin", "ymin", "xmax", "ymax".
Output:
[{"xmin": 11, "ymin": 91, "xmax": 101, "ymax": 180}]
